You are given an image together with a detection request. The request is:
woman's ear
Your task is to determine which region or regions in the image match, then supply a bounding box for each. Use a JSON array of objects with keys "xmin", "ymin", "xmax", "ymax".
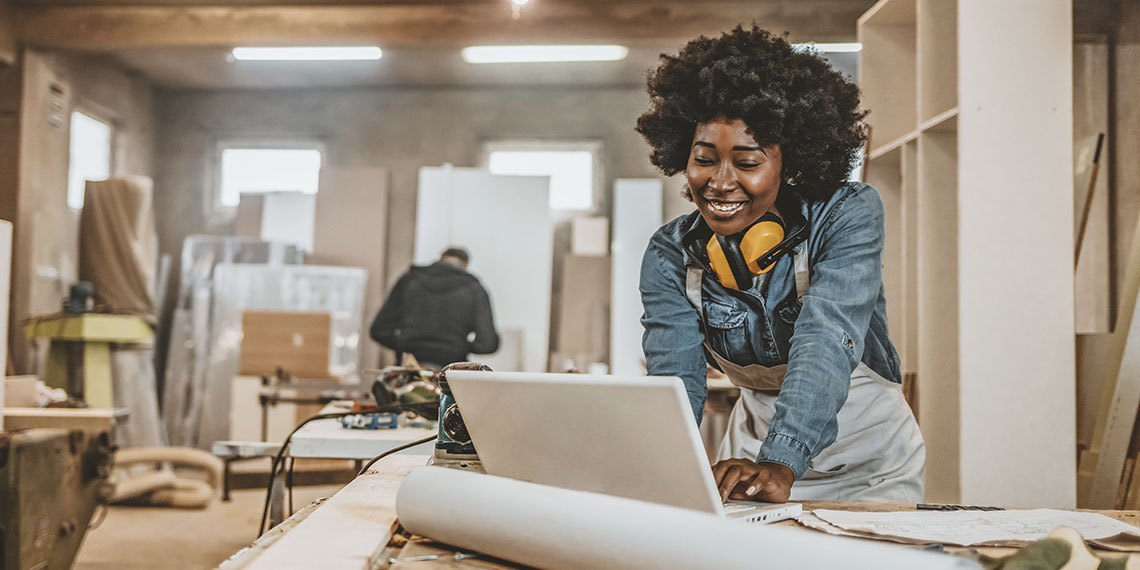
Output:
[{"xmin": 682, "ymin": 182, "xmax": 695, "ymax": 202}]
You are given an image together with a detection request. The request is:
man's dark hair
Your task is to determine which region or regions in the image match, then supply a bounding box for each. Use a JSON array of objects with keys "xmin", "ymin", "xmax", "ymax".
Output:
[
  {"xmin": 441, "ymin": 247, "xmax": 469, "ymax": 264},
  {"xmin": 636, "ymin": 25, "xmax": 868, "ymax": 202}
]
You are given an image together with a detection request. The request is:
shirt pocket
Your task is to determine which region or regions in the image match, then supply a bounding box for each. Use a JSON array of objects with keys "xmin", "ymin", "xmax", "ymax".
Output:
[
  {"xmin": 702, "ymin": 299, "xmax": 755, "ymax": 364},
  {"xmin": 776, "ymin": 297, "xmax": 802, "ymax": 328}
]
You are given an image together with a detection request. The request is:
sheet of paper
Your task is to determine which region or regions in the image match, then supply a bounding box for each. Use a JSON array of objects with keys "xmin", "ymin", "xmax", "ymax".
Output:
[
  {"xmin": 396, "ymin": 467, "xmax": 974, "ymax": 570},
  {"xmin": 812, "ymin": 509, "xmax": 1140, "ymax": 548}
]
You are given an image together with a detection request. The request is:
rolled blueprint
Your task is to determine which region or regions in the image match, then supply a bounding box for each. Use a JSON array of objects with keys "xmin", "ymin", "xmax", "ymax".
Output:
[{"xmin": 395, "ymin": 467, "xmax": 977, "ymax": 570}]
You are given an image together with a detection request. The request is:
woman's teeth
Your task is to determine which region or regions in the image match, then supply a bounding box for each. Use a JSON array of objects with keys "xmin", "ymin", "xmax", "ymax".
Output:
[{"xmin": 707, "ymin": 200, "xmax": 745, "ymax": 215}]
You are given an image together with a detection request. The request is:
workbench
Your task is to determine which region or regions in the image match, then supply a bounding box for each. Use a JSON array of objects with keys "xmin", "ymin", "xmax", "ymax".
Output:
[{"xmin": 221, "ymin": 454, "xmax": 1140, "ymax": 569}]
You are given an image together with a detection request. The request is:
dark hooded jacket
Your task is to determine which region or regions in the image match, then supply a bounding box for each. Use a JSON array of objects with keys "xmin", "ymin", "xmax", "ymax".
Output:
[{"xmin": 370, "ymin": 261, "xmax": 500, "ymax": 366}]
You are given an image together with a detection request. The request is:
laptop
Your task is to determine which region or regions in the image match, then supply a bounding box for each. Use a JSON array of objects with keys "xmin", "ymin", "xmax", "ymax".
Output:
[{"xmin": 444, "ymin": 370, "xmax": 802, "ymax": 524}]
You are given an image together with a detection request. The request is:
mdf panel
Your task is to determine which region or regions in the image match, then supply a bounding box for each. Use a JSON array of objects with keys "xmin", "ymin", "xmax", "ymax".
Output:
[
  {"xmin": 312, "ymin": 167, "xmax": 389, "ymax": 371},
  {"xmin": 610, "ymin": 179, "xmax": 662, "ymax": 377},
  {"xmin": 858, "ymin": 0, "xmax": 917, "ymax": 149},
  {"xmin": 1072, "ymin": 40, "xmax": 1111, "ymax": 334},
  {"xmin": 916, "ymin": 0, "xmax": 957, "ymax": 122},
  {"xmin": 0, "ymin": 222, "xmax": 10, "ymax": 426},
  {"xmin": 415, "ymin": 167, "xmax": 552, "ymax": 373},
  {"xmin": 957, "ymin": 0, "xmax": 1075, "ymax": 508},
  {"xmin": 901, "ymin": 141, "xmax": 919, "ymax": 373},
  {"xmin": 917, "ymin": 131, "xmax": 960, "ymax": 504},
  {"xmin": 867, "ymin": 148, "xmax": 904, "ymax": 364}
]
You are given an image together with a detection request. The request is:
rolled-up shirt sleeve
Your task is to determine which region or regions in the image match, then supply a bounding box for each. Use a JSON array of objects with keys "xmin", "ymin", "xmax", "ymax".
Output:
[
  {"xmin": 640, "ymin": 233, "xmax": 709, "ymax": 424},
  {"xmin": 758, "ymin": 189, "xmax": 886, "ymax": 477}
]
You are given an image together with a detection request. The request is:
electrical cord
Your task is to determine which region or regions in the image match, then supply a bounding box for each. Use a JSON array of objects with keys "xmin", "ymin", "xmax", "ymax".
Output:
[
  {"xmin": 287, "ymin": 457, "xmax": 295, "ymax": 516},
  {"xmin": 258, "ymin": 411, "xmax": 355, "ymax": 537},
  {"xmin": 257, "ymin": 404, "xmax": 434, "ymax": 537},
  {"xmin": 357, "ymin": 434, "xmax": 438, "ymax": 476}
]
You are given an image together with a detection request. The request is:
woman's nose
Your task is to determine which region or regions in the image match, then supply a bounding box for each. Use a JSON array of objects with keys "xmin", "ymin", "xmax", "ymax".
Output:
[{"xmin": 708, "ymin": 163, "xmax": 737, "ymax": 192}]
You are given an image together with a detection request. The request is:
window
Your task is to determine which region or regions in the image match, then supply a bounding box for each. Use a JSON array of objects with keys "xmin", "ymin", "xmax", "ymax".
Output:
[
  {"xmin": 67, "ymin": 111, "xmax": 112, "ymax": 209},
  {"xmin": 217, "ymin": 144, "xmax": 323, "ymax": 209},
  {"xmin": 484, "ymin": 141, "xmax": 601, "ymax": 211}
]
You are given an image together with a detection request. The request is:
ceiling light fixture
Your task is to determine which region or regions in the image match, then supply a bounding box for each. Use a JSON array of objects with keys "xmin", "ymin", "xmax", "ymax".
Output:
[
  {"xmin": 461, "ymin": 45, "xmax": 629, "ymax": 64},
  {"xmin": 230, "ymin": 46, "xmax": 383, "ymax": 61},
  {"xmin": 510, "ymin": 0, "xmax": 529, "ymax": 20},
  {"xmin": 791, "ymin": 42, "xmax": 862, "ymax": 54}
]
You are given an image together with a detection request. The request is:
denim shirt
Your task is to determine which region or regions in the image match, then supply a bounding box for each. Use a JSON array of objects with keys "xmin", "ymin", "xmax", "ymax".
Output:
[{"xmin": 639, "ymin": 182, "xmax": 902, "ymax": 478}]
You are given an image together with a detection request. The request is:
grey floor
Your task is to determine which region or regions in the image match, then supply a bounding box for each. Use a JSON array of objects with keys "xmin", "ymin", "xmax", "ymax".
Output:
[{"xmin": 74, "ymin": 484, "xmax": 343, "ymax": 570}]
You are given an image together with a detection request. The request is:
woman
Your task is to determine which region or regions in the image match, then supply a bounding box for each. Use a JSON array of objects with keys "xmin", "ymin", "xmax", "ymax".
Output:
[{"xmin": 637, "ymin": 26, "xmax": 925, "ymax": 503}]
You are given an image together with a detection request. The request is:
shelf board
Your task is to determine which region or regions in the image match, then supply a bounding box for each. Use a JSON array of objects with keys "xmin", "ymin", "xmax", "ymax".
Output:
[
  {"xmin": 859, "ymin": 0, "xmax": 917, "ymax": 27},
  {"xmin": 920, "ymin": 106, "xmax": 958, "ymax": 133},
  {"xmin": 868, "ymin": 107, "xmax": 958, "ymax": 160},
  {"xmin": 869, "ymin": 129, "xmax": 920, "ymax": 161}
]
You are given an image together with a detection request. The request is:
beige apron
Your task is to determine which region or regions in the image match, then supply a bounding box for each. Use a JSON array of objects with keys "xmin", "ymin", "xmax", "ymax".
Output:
[{"xmin": 687, "ymin": 253, "xmax": 926, "ymax": 502}]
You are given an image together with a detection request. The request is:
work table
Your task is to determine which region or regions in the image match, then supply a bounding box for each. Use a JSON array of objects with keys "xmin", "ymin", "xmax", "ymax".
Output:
[{"xmin": 221, "ymin": 454, "xmax": 1140, "ymax": 569}]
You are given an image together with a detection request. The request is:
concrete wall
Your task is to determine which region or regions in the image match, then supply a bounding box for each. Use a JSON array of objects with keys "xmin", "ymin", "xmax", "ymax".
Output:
[
  {"xmin": 152, "ymin": 86, "xmax": 671, "ymax": 364},
  {"xmin": 6, "ymin": 50, "xmax": 155, "ymax": 371}
]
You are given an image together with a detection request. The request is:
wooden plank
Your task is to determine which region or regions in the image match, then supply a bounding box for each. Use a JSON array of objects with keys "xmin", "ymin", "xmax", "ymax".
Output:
[
  {"xmin": 1125, "ymin": 458, "xmax": 1140, "ymax": 510},
  {"xmin": 14, "ymin": 3, "xmax": 866, "ymax": 50},
  {"xmin": 1084, "ymin": 209, "xmax": 1140, "ymax": 507},
  {"xmin": 13, "ymin": 0, "xmax": 840, "ymax": 5},
  {"xmin": 235, "ymin": 454, "xmax": 429, "ymax": 570},
  {"xmin": 1117, "ymin": 457, "xmax": 1135, "ymax": 509},
  {"xmin": 2, "ymin": 407, "xmax": 124, "ymax": 431}
]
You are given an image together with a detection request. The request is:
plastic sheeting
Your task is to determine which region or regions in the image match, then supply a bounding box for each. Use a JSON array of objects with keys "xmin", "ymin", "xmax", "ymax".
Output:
[
  {"xmin": 112, "ymin": 347, "xmax": 167, "ymax": 447},
  {"xmin": 191, "ymin": 263, "xmax": 366, "ymax": 449},
  {"xmin": 162, "ymin": 236, "xmax": 303, "ymax": 447},
  {"xmin": 79, "ymin": 177, "xmax": 158, "ymax": 318}
]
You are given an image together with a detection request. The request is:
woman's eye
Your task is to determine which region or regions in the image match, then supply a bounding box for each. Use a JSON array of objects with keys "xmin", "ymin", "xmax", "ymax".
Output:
[
  {"xmin": 694, "ymin": 157, "xmax": 715, "ymax": 166},
  {"xmin": 736, "ymin": 162, "xmax": 759, "ymax": 169}
]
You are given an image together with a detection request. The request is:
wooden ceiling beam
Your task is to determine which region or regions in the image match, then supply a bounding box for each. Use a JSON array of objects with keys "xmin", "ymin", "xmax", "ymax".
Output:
[
  {"xmin": 14, "ymin": 0, "xmax": 866, "ymax": 7},
  {"xmin": 15, "ymin": 2, "xmax": 865, "ymax": 50}
]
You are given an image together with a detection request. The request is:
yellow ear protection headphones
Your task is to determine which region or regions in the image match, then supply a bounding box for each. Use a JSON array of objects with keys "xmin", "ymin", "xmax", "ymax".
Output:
[{"xmin": 705, "ymin": 212, "xmax": 808, "ymax": 290}]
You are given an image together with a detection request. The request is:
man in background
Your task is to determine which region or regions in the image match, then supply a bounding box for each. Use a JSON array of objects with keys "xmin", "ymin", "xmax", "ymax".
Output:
[{"xmin": 370, "ymin": 247, "xmax": 500, "ymax": 371}]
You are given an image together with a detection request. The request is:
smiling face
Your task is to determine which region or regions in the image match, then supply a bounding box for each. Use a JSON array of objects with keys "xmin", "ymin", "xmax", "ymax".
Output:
[{"xmin": 686, "ymin": 117, "xmax": 783, "ymax": 236}]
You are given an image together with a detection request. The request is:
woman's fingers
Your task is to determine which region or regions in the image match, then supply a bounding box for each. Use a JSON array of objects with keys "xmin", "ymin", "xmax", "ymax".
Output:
[
  {"xmin": 711, "ymin": 460, "xmax": 731, "ymax": 485},
  {"xmin": 745, "ymin": 469, "xmax": 772, "ymax": 497},
  {"xmin": 718, "ymin": 465, "xmax": 745, "ymax": 502}
]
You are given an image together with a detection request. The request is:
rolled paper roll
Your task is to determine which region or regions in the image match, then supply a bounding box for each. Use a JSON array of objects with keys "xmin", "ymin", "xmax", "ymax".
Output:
[{"xmin": 396, "ymin": 466, "xmax": 976, "ymax": 570}]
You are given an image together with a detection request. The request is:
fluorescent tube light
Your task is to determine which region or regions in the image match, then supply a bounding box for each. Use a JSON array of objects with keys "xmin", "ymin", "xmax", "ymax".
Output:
[
  {"xmin": 231, "ymin": 46, "xmax": 383, "ymax": 61},
  {"xmin": 791, "ymin": 42, "xmax": 862, "ymax": 54},
  {"xmin": 461, "ymin": 45, "xmax": 629, "ymax": 64}
]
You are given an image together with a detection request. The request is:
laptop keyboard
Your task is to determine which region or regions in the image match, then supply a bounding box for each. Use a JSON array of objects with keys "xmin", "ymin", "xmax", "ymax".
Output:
[{"xmin": 721, "ymin": 502, "xmax": 757, "ymax": 514}]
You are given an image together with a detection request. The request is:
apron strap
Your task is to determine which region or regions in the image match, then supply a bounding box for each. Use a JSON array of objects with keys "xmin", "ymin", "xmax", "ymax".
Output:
[
  {"xmin": 685, "ymin": 266, "xmax": 704, "ymax": 312},
  {"xmin": 794, "ymin": 252, "xmax": 809, "ymax": 301}
]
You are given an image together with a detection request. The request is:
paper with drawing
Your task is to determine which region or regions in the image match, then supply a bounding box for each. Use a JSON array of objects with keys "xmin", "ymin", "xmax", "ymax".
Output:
[{"xmin": 800, "ymin": 509, "xmax": 1140, "ymax": 550}]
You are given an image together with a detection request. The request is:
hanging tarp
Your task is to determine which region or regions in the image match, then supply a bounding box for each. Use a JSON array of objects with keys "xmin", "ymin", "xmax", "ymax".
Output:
[{"xmin": 79, "ymin": 176, "xmax": 157, "ymax": 319}]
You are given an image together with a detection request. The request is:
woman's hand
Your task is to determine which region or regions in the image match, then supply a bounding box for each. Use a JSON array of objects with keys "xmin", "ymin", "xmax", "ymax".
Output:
[{"xmin": 711, "ymin": 459, "xmax": 795, "ymax": 503}]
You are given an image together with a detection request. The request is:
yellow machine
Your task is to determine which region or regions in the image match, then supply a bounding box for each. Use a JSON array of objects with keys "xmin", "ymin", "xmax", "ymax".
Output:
[{"xmin": 24, "ymin": 313, "xmax": 153, "ymax": 408}]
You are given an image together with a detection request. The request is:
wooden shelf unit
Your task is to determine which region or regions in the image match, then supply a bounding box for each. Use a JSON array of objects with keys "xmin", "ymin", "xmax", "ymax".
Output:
[{"xmin": 859, "ymin": 0, "xmax": 1075, "ymax": 507}]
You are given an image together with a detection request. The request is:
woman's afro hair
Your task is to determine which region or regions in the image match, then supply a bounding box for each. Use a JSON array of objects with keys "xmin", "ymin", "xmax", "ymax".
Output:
[{"xmin": 636, "ymin": 25, "xmax": 868, "ymax": 202}]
